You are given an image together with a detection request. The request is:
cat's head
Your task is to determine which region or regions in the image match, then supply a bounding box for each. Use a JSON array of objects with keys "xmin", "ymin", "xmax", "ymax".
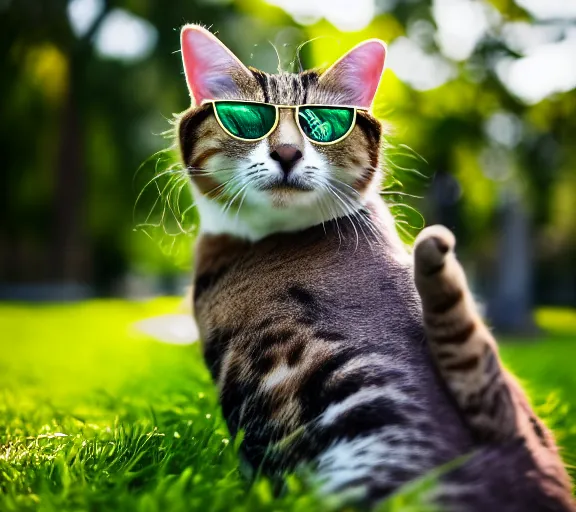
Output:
[{"xmin": 178, "ymin": 25, "xmax": 386, "ymax": 240}]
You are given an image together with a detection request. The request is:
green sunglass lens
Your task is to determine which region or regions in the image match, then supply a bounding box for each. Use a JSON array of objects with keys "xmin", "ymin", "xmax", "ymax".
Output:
[
  {"xmin": 298, "ymin": 106, "xmax": 354, "ymax": 143},
  {"xmin": 214, "ymin": 102, "xmax": 277, "ymax": 140}
]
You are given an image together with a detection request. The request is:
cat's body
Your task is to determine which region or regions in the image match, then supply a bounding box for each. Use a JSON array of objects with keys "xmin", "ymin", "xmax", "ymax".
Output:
[
  {"xmin": 193, "ymin": 205, "xmax": 473, "ymax": 496},
  {"xmin": 192, "ymin": 205, "xmax": 573, "ymax": 511},
  {"xmin": 177, "ymin": 25, "xmax": 574, "ymax": 510}
]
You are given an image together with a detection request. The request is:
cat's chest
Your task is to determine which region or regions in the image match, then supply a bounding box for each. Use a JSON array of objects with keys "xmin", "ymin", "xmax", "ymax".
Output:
[
  {"xmin": 192, "ymin": 224, "xmax": 422, "ymax": 345},
  {"xmin": 192, "ymin": 224, "xmax": 472, "ymax": 459}
]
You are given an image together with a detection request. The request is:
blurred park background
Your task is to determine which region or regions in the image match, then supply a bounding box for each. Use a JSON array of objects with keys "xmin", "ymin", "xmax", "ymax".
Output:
[
  {"xmin": 1, "ymin": 0, "xmax": 576, "ymax": 333},
  {"xmin": 1, "ymin": 2, "xmax": 576, "ymax": 509}
]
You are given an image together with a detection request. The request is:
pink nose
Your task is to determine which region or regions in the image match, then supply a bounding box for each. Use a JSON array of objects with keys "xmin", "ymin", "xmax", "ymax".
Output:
[{"xmin": 270, "ymin": 144, "xmax": 303, "ymax": 175}]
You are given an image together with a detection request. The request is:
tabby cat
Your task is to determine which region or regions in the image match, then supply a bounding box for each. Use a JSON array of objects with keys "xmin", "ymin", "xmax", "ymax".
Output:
[{"xmin": 177, "ymin": 24, "xmax": 575, "ymax": 511}]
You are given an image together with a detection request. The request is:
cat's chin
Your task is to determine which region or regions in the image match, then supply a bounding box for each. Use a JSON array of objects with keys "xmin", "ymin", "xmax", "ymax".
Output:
[
  {"xmin": 247, "ymin": 182, "xmax": 318, "ymax": 209},
  {"xmin": 266, "ymin": 187, "xmax": 317, "ymax": 209}
]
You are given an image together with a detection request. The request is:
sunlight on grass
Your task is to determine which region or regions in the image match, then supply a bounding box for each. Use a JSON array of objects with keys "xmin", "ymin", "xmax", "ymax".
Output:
[
  {"xmin": 0, "ymin": 300, "xmax": 324, "ymax": 511},
  {"xmin": 535, "ymin": 307, "xmax": 576, "ymax": 336},
  {"xmin": 0, "ymin": 300, "xmax": 574, "ymax": 510}
]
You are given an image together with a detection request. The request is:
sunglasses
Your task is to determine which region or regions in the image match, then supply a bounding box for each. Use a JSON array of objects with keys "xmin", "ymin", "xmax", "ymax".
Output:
[{"xmin": 206, "ymin": 100, "xmax": 367, "ymax": 145}]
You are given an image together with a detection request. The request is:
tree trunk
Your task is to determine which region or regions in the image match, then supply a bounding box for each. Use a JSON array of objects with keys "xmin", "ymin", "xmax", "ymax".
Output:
[
  {"xmin": 51, "ymin": 72, "xmax": 87, "ymax": 284},
  {"xmin": 487, "ymin": 188, "xmax": 538, "ymax": 335}
]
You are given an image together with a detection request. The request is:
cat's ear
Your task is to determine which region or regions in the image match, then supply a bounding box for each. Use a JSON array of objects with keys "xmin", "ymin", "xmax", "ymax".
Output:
[
  {"xmin": 319, "ymin": 40, "xmax": 387, "ymax": 109},
  {"xmin": 180, "ymin": 24, "xmax": 254, "ymax": 105}
]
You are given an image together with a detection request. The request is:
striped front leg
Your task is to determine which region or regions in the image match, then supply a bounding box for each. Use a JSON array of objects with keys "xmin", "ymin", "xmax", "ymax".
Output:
[{"xmin": 413, "ymin": 225, "xmax": 517, "ymax": 442}]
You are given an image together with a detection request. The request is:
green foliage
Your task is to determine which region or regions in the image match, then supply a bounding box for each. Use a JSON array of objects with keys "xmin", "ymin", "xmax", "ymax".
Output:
[
  {"xmin": 2, "ymin": 0, "xmax": 575, "ymax": 294},
  {"xmin": 1, "ymin": 302, "xmax": 575, "ymax": 510},
  {"xmin": 132, "ymin": 147, "xmax": 198, "ymax": 272}
]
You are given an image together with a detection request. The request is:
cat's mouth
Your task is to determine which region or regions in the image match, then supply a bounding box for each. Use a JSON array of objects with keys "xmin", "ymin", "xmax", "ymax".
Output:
[{"xmin": 258, "ymin": 177, "xmax": 315, "ymax": 193}]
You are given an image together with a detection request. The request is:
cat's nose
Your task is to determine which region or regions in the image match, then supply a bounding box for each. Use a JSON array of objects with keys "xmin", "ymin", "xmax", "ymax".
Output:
[{"xmin": 270, "ymin": 144, "xmax": 303, "ymax": 175}]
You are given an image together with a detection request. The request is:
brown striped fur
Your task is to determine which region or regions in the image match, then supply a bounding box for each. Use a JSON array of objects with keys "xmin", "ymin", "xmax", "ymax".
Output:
[
  {"xmin": 179, "ymin": 25, "xmax": 575, "ymax": 511},
  {"xmin": 415, "ymin": 225, "xmax": 574, "ymax": 509}
]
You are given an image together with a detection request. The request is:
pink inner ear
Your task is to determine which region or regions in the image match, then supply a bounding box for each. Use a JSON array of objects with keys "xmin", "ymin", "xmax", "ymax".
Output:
[
  {"xmin": 326, "ymin": 40, "xmax": 387, "ymax": 108},
  {"xmin": 181, "ymin": 26, "xmax": 248, "ymax": 105},
  {"xmin": 355, "ymin": 41, "xmax": 386, "ymax": 106}
]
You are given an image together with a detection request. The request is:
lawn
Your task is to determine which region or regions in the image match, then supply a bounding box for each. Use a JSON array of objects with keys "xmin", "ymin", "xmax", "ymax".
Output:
[{"xmin": 1, "ymin": 301, "xmax": 575, "ymax": 511}]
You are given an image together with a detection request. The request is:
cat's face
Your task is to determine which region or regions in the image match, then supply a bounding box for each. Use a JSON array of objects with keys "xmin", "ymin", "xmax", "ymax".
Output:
[{"xmin": 178, "ymin": 25, "xmax": 386, "ymax": 240}]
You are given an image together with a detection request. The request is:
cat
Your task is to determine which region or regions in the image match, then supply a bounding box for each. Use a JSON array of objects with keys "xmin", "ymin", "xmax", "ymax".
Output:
[{"xmin": 176, "ymin": 24, "xmax": 575, "ymax": 511}]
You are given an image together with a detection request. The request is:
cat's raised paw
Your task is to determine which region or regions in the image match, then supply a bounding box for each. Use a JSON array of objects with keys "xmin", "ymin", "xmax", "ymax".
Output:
[{"xmin": 414, "ymin": 225, "xmax": 455, "ymax": 276}]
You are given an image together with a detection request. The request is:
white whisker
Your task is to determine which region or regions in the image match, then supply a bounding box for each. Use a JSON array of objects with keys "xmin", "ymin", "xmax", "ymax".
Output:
[{"xmin": 325, "ymin": 183, "xmax": 360, "ymax": 252}]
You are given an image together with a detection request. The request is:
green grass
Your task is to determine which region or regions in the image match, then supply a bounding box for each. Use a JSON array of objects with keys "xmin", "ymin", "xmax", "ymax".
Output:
[{"xmin": 0, "ymin": 301, "xmax": 575, "ymax": 511}]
